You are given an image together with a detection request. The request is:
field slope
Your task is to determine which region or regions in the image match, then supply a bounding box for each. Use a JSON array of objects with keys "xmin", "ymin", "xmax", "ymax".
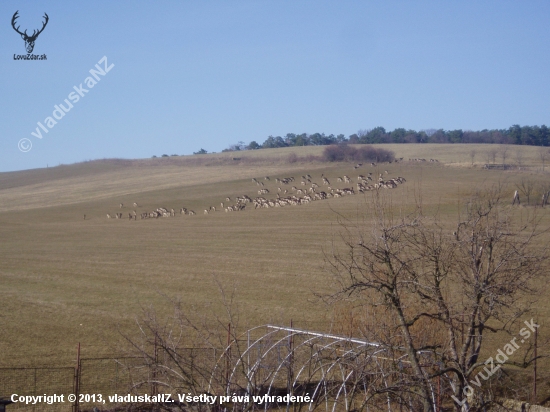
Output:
[{"xmin": 1, "ymin": 144, "xmax": 549, "ymax": 369}]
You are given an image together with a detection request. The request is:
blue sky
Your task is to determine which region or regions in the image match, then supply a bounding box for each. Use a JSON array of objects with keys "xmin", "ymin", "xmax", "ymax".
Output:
[{"xmin": 1, "ymin": 1, "xmax": 549, "ymax": 172}]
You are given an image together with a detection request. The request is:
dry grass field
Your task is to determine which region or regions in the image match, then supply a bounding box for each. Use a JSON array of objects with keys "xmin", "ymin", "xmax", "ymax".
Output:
[{"xmin": 1, "ymin": 143, "xmax": 550, "ymax": 385}]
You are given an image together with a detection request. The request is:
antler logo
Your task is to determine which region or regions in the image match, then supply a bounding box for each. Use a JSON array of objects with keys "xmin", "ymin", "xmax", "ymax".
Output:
[{"xmin": 11, "ymin": 11, "xmax": 49, "ymax": 54}]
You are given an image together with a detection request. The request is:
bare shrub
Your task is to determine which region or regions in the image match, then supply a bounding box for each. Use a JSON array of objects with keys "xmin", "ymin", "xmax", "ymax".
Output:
[
  {"xmin": 539, "ymin": 181, "xmax": 550, "ymax": 207},
  {"xmin": 323, "ymin": 144, "xmax": 395, "ymax": 163},
  {"xmin": 117, "ymin": 282, "xmax": 409, "ymax": 411},
  {"xmin": 323, "ymin": 144, "xmax": 354, "ymax": 161},
  {"xmin": 516, "ymin": 177, "xmax": 536, "ymax": 205},
  {"xmin": 325, "ymin": 187, "xmax": 549, "ymax": 411},
  {"xmin": 515, "ymin": 150, "xmax": 524, "ymax": 168},
  {"xmin": 500, "ymin": 144, "xmax": 510, "ymax": 164},
  {"xmin": 539, "ymin": 148, "xmax": 550, "ymax": 171}
]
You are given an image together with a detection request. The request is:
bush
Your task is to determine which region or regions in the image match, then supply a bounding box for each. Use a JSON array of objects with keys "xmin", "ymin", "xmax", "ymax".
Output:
[
  {"xmin": 287, "ymin": 153, "xmax": 298, "ymax": 163},
  {"xmin": 323, "ymin": 144, "xmax": 395, "ymax": 162}
]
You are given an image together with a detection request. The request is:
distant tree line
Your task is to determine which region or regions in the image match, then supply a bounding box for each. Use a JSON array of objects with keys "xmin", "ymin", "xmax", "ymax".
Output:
[{"xmin": 221, "ymin": 125, "xmax": 550, "ymax": 152}]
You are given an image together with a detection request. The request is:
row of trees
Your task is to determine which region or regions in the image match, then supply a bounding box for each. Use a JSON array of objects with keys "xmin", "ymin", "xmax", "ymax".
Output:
[
  {"xmin": 353, "ymin": 125, "xmax": 550, "ymax": 145},
  {"xmin": 222, "ymin": 133, "xmax": 348, "ymax": 152},
  {"xmin": 221, "ymin": 125, "xmax": 550, "ymax": 152}
]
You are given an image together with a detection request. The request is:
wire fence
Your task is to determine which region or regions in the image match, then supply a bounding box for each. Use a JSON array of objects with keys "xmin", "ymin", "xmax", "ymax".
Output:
[
  {"xmin": 0, "ymin": 328, "xmax": 546, "ymax": 412},
  {"xmin": 0, "ymin": 349, "xmax": 221, "ymax": 412},
  {"xmin": 0, "ymin": 366, "xmax": 74, "ymax": 412}
]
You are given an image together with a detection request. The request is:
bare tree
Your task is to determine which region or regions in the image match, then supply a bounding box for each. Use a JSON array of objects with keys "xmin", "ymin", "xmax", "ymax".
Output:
[
  {"xmin": 118, "ymin": 282, "xmax": 420, "ymax": 412},
  {"xmin": 116, "ymin": 281, "xmax": 247, "ymax": 411},
  {"xmin": 516, "ymin": 177, "xmax": 536, "ymax": 205},
  {"xmin": 484, "ymin": 148, "xmax": 497, "ymax": 165},
  {"xmin": 326, "ymin": 188, "xmax": 548, "ymax": 411},
  {"xmin": 484, "ymin": 151, "xmax": 492, "ymax": 165},
  {"xmin": 538, "ymin": 181, "xmax": 550, "ymax": 207},
  {"xmin": 357, "ymin": 129, "xmax": 371, "ymax": 139},
  {"xmin": 515, "ymin": 150, "xmax": 524, "ymax": 169},
  {"xmin": 539, "ymin": 148, "xmax": 550, "ymax": 171},
  {"xmin": 489, "ymin": 148, "xmax": 498, "ymax": 164},
  {"xmin": 499, "ymin": 145, "xmax": 510, "ymax": 165},
  {"xmin": 469, "ymin": 150, "xmax": 476, "ymax": 166}
]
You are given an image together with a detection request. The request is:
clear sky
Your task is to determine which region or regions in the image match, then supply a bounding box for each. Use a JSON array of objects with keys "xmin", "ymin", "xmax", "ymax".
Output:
[{"xmin": 1, "ymin": 1, "xmax": 549, "ymax": 172}]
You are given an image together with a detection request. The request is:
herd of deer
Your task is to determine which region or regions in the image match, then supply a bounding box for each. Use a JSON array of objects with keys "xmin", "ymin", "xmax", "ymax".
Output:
[
  {"xmin": 409, "ymin": 158, "xmax": 440, "ymax": 162},
  {"xmin": 104, "ymin": 167, "xmax": 407, "ymax": 221}
]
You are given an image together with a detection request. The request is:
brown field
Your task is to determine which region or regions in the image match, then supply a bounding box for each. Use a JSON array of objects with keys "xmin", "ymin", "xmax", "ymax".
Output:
[{"xmin": 1, "ymin": 143, "xmax": 549, "ymax": 382}]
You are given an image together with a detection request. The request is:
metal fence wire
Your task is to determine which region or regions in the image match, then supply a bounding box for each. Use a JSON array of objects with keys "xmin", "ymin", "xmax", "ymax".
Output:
[
  {"xmin": 0, "ymin": 351, "xmax": 222, "ymax": 412},
  {"xmin": 79, "ymin": 357, "xmax": 141, "ymax": 395},
  {"xmin": 0, "ymin": 328, "xmax": 546, "ymax": 412},
  {"xmin": 0, "ymin": 367, "xmax": 74, "ymax": 412}
]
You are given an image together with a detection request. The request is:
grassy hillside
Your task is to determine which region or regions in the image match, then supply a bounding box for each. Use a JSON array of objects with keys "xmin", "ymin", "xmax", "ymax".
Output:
[{"xmin": 0, "ymin": 144, "xmax": 549, "ymax": 372}]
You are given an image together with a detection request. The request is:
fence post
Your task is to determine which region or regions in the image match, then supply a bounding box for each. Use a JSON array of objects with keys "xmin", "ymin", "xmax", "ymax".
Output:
[
  {"xmin": 288, "ymin": 320, "xmax": 293, "ymax": 393},
  {"xmin": 152, "ymin": 336, "xmax": 158, "ymax": 397},
  {"xmin": 225, "ymin": 323, "xmax": 231, "ymax": 394},
  {"xmin": 73, "ymin": 343, "xmax": 81, "ymax": 412},
  {"xmin": 247, "ymin": 330, "xmax": 251, "ymax": 396},
  {"xmin": 287, "ymin": 320, "xmax": 294, "ymax": 412},
  {"xmin": 0, "ymin": 399, "xmax": 14, "ymax": 412},
  {"xmin": 533, "ymin": 328, "xmax": 538, "ymax": 404},
  {"xmin": 437, "ymin": 362, "xmax": 441, "ymax": 412}
]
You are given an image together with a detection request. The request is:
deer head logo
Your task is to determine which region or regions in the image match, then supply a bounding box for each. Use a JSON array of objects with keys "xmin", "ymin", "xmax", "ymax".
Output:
[{"xmin": 11, "ymin": 11, "xmax": 49, "ymax": 54}]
